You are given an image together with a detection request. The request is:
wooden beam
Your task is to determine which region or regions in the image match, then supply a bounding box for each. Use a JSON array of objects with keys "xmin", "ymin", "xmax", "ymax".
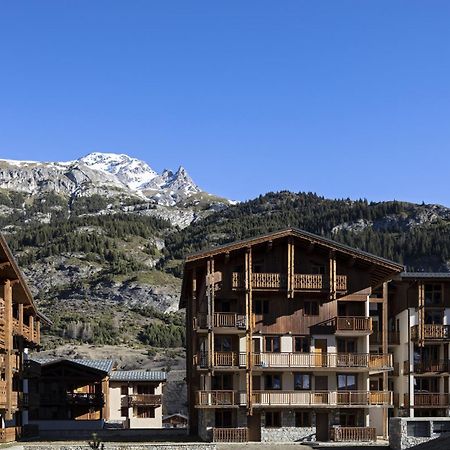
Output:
[
  {"xmin": 4, "ymin": 280, "xmax": 13, "ymax": 420},
  {"xmin": 287, "ymin": 238, "xmax": 294, "ymax": 299},
  {"xmin": 418, "ymin": 281, "xmax": 425, "ymax": 347},
  {"xmin": 329, "ymin": 251, "xmax": 337, "ymax": 300},
  {"xmin": 245, "ymin": 247, "xmax": 253, "ymax": 415}
]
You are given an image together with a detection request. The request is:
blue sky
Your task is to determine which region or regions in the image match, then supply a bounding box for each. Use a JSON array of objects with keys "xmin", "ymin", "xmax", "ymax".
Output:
[{"xmin": 1, "ymin": 1, "xmax": 450, "ymax": 204}]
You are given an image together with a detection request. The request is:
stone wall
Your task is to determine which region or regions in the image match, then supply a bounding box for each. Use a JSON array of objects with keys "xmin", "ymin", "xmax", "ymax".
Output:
[
  {"xmin": 260, "ymin": 410, "xmax": 316, "ymax": 443},
  {"xmin": 197, "ymin": 409, "xmax": 214, "ymax": 442},
  {"xmin": 390, "ymin": 417, "xmax": 450, "ymax": 450}
]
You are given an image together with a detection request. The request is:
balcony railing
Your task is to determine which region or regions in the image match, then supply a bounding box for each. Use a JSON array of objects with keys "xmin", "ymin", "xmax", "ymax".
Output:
[
  {"xmin": 195, "ymin": 351, "xmax": 392, "ymax": 370},
  {"xmin": 197, "ymin": 390, "xmax": 392, "ymax": 408},
  {"xmin": 331, "ymin": 426, "xmax": 376, "ymax": 442},
  {"xmin": 123, "ymin": 394, "xmax": 162, "ymax": 407},
  {"xmin": 213, "ymin": 427, "xmax": 248, "ymax": 443},
  {"xmin": 231, "ymin": 272, "xmax": 347, "ymax": 291},
  {"xmin": 250, "ymin": 390, "xmax": 392, "ymax": 407},
  {"xmin": 414, "ymin": 360, "xmax": 450, "ymax": 373},
  {"xmin": 66, "ymin": 392, "xmax": 104, "ymax": 405},
  {"xmin": 193, "ymin": 313, "xmax": 252, "ymax": 330},
  {"xmin": 414, "ymin": 393, "xmax": 449, "ymax": 407},
  {"xmin": 0, "ymin": 427, "xmax": 19, "ymax": 443},
  {"xmin": 411, "ymin": 324, "xmax": 450, "ymax": 341},
  {"xmin": 12, "ymin": 318, "xmax": 39, "ymax": 344},
  {"xmin": 196, "ymin": 390, "xmax": 239, "ymax": 407}
]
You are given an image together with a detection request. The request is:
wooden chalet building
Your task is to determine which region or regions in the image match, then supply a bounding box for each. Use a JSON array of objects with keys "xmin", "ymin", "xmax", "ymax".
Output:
[
  {"xmin": 0, "ymin": 235, "xmax": 47, "ymax": 443},
  {"xmin": 388, "ymin": 273, "xmax": 450, "ymax": 418},
  {"xmin": 180, "ymin": 228, "xmax": 404, "ymax": 443}
]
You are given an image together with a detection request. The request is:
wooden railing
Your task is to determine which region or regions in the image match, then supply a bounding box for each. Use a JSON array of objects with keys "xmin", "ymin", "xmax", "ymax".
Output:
[
  {"xmin": 336, "ymin": 317, "xmax": 372, "ymax": 333},
  {"xmin": 248, "ymin": 390, "xmax": 392, "ymax": 407},
  {"xmin": 411, "ymin": 324, "xmax": 450, "ymax": 340},
  {"xmin": 231, "ymin": 272, "xmax": 347, "ymax": 291},
  {"xmin": 414, "ymin": 360, "xmax": 450, "ymax": 373},
  {"xmin": 0, "ymin": 353, "xmax": 21, "ymax": 372},
  {"xmin": 196, "ymin": 390, "xmax": 239, "ymax": 407},
  {"xmin": 331, "ymin": 426, "xmax": 376, "ymax": 442},
  {"xmin": 125, "ymin": 394, "xmax": 162, "ymax": 407},
  {"xmin": 213, "ymin": 427, "xmax": 248, "ymax": 443},
  {"xmin": 239, "ymin": 352, "xmax": 392, "ymax": 370},
  {"xmin": 193, "ymin": 312, "xmax": 252, "ymax": 330},
  {"xmin": 414, "ymin": 393, "xmax": 449, "ymax": 407},
  {"xmin": 66, "ymin": 392, "xmax": 104, "ymax": 405},
  {"xmin": 12, "ymin": 318, "xmax": 39, "ymax": 344},
  {"xmin": 195, "ymin": 352, "xmax": 240, "ymax": 368},
  {"xmin": 0, "ymin": 427, "xmax": 18, "ymax": 443}
]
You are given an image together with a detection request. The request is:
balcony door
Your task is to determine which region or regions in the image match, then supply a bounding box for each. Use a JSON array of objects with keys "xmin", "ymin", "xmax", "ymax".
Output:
[
  {"xmin": 314, "ymin": 339, "xmax": 327, "ymax": 367},
  {"xmin": 248, "ymin": 412, "xmax": 261, "ymax": 442},
  {"xmin": 316, "ymin": 412, "xmax": 329, "ymax": 441}
]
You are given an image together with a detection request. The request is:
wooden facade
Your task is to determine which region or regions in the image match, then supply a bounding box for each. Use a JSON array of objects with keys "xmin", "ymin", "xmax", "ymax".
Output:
[
  {"xmin": 180, "ymin": 228, "xmax": 403, "ymax": 443},
  {"xmin": 0, "ymin": 235, "xmax": 47, "ymax": 443}
]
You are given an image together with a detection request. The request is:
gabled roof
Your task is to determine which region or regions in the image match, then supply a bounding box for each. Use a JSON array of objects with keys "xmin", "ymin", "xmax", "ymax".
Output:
[
  {"xmin": 110, "ymin": 370, "xmax": 166, "ymax": 382},
  {"xmin": 163, "ymin": 413, "xmax": 188, "ymax": 421},
  {"xmin": 30, "ymin": 357, "xmax": 114, "ymax": 375},
  {"xmin": 0, "ymin": 234, "xmax": 51, "ymax": 324},
  {"xmin": 184, "ymin": 227, "xmax": 404, "ymax": 271}
]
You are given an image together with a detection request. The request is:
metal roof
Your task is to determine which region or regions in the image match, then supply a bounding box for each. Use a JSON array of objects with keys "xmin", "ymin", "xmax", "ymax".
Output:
[
  {"xmin": 30, "ymin": 357, "xmax": 114, "ymax": 374},
  {"xmin": 110, "ymin": 370, "xmax": 166, "ymax": 382},
  {"xmin": 401, "ymin": 272, "xmax": 450, "ymax": 279}
]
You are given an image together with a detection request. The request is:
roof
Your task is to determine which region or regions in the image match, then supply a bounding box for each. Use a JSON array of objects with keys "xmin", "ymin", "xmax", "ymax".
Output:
[
  {"xmin": 30, "ymin": 357, "xmax": 114, "ymax": 374},
  {"xmin": 163, "ymin": 413, "xmax": 188, "ymax": 421},
  {"xmin": 110, "ymin": 370, "xmax": 166, "ymax": 382},
  {"xmin": 185, "ymin": 227, "xmax": 404, "ymax": 271},
  {"xmin": 0, "ymin": 234, "xmax": 51, "ymax": 325},
  {"xmin": 400, "ymin": 272, "xmax": 450, "ymax": 279}
]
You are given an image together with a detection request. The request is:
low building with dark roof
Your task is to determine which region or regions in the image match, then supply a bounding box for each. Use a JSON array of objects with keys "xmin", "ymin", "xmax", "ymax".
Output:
[{"xmin": 109, "ymin": 370, "xmax": 167, "ymax": 429}]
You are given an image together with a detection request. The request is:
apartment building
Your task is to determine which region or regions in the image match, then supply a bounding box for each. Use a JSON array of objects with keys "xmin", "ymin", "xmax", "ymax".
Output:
[
  {"xmin": 389, "ymin": 273, "xmax": 450, "ymax": 418},
  {"xmin": 0, "ymin": 235, "xmax": 47, "ymax": 443},
  {"xmin": 180, "ymin": 228, "xmax": 404, "ymax": 443}
]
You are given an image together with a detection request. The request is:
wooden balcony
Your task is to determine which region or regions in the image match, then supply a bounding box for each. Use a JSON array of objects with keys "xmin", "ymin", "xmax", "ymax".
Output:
[
  {"xmin": 0, "ymin": 427, "xmax": 19, "ymax": 443},
  {"xmin": 66, "ymin": 392, "xmax": 104, "ymax": 406},
  {"xmin": 195, "ymin": 351, "xmax": 240, "ymax": 369},
  {"xmin": 193, "ymin": 312, "xmax": 253, "ymax": 331},
  {"xmin": 411, "ymin": 324, "xmax": 450, "ymax": 341},
  {"xmin": 248, "ymin": 390, "xmax": 392, "ymax": 407},
  {"xmin": 122, "ymin": 394, "xmax": 162, "ymax": 407},
  {"xmin": 12, "ymin": 318, "xmax": 39, "ymax": 345},
  {"xmin": 0, "ymin": 353, "xmax": 21, "ymax": 373},
  {"xmin": 414, "ymin": 393, "xmax": 449, "ymax": 407},
  {"xmin": 213, "ymin": 427, "xmax": 248, "ymax": 443},
  {"xmin": 231, "ymin": 272, "xmax": 347, "ymax": 292},
  {"xmin": 414, "ymin": 360, "xmax": 450, "ymax": 373},
  {"xmin": 196, "ymin": 390, "xmax": 239, "ymax": 408},
  {"xmin": 240, "ymin": 352, "xmax": 392, "ymax": 370},
  {"xmin": 331, "ymin": 426, "xmax": 376, "ymax": 442}
]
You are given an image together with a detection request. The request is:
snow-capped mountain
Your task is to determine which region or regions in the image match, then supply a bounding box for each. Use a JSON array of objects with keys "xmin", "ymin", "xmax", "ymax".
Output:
[{"xmin": 0, "ymin": 152, "xmax": 203, "ymax": 205}]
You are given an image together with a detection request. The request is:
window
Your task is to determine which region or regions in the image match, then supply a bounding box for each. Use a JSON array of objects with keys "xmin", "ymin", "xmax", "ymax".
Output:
[
  {"xmin": 215, "ymin": 336, "xmax": 232, "ymax": 352},
  {"xmin": 265, "ymin": 336, "xmax": 280, "ymax": 353},
  {"xmin": 137, "ymin": 385, "xmax": 155, "ymax": 395},
  {"xmin": 425, "ymin": 284, "xmax": 443, "ymax": 306},
  {"xmin": 425, "ymin": 310, "xmax": 443, "ymax": 325},
  {"xmin": 312, "ymin": 265, "xmax": 326, "ymax": 275},
  {"xmin": 294, "ymin": 336, "xmax": 310, "ymax": 353},
  {"xmin": 265, "ymin": 411, "xmax": 281, "ymax": 427},
  {"xmin": 407, "ymin": 421, "xmax": 430, "ymax": 438},
  {"xmin": 254, "ymin": 299, "xmax": 269, "ymax": 315},
  {"xmin": 215, "ymin": 410, "xmax": 233, "ymax": 428},
  {"xmin": 339, "ymin": 412, "xmax": 357, "ymax": 426},
  {"xmin": 338, "ymin": 374, "xmax": 357, "ymax": 391},
  {"xmin": 265, "ymin": 374, "xmax": 282, "ymax": 390},
  {"xmin": 304, "ymin": 300, "xmax": 319, "ymax": 316},
  {"xmin": 212, "ymin": 373, "xmax": 233, "ymax": 390},
  {"xmin": 121, "ymin": 407, "xmax": 128, "ymax": 418},
  {"xmin": 295, "ymin": 411, "xmax": 311, "ymax": 427},
  {"xmin": 121, "ymin": 385, "xmax": 128, "ymax": 395},
  {"xmin": 136, "ymin": 407, "xmax": 155, "ymax": 418},
  {"xmin": 415, "ymin": 377, "xmax": 439, "ymax": 393},
  {"xmin": 337, "ymin": 339, "xmax": 356, "ymax": 353},
  {"xmin": 294, "ymin": 373, "xmax": 311, "ymax": 390}
]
